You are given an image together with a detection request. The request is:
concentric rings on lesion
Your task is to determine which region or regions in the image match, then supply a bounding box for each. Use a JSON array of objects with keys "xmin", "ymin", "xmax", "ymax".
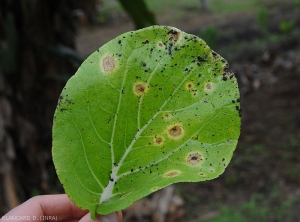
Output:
[
  {"xmin": 133, "ymin": 82, "xmax": 148, "ymax": 96},
  {"xmin": 166, "ymin": 124, "xmax": 184, "ymax": 139},
  {"xmin": 185, "ymin": 152, "xmax": 203, "ymax": 166},
  {"xmin": 153, "ymin": 135, "xmax": 164, "ymax": 146}
]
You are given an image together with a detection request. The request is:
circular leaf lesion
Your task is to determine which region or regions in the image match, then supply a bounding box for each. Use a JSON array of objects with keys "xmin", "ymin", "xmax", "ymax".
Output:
[
  {"xmin": 166, "ymin": 124, "xmax": 184, "ymax": 139},
  {"xmin": 133, "ymin": 82, "xmax": 148, "ymax": 96},
  {"xmin": 153, "ymin": 135, "xmax": 164, "ymax": 146},
  {"xmin": 162, "ymin": 112, "xmax": 172, "ymax": 121},
  {"xmin": 185, "ymin": 152, "xmax": 203, "ymax": 166},
  {"xmin": 204, "ymin": 82, "xmax": 214, "ymax": 92},
  {"xmin": 101, "ymin": 55, "xmax": 116, "ymax": 72},
  {"xmin": 185, "ymin": 82, "xmax": 195, "ymax": 90}
]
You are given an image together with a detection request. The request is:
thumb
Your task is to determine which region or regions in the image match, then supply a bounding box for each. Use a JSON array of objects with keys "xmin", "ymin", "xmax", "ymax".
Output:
[{"xmin": 79, "ymin": 211, "xmax": 122, "ymax": 222}]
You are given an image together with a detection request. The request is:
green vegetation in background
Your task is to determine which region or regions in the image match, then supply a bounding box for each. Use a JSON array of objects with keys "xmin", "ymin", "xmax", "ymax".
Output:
[
  {"xmin": 208, "ymin": 207, "xmax": 245, "ymax": 222},
  {"xmin": 145, "ymin": 0, "xmax": 258, "ymax": 14},
  {"xmin": 209, "ymin": 0, "xmax": 257, "ymax": 13},
  {"xmin": 208, "ymin": 193, "xmax": 300, "ymax": 222},
  {"xmin": 106, "ymin": 0, "xmax": 299, "ymax": 29},
  {"xmin": 97, "ymin": 0, "xmax": 122, "ymax": 23},
  {"xmin": 145, "ymin": 0, "xmax": 300, "ymax": 13},
  {"xmin": 217, "ymin": 26, "xmax": 300, "ymax": 62},
  {"xmin": 280, "ymin": 20, "xmax": 295, "ymax": 34},
  {"xmin": 199, "ymin": 26, "xmax": 219, "ymax": 49},
  {"xmin": 257, "ymin": 6, "xmax": 269, "ymax": 36},
  {"xmin": 294, "ymin": 0, "xmax": 300, "ymax": 7},
  {"xmin": 118, "ymin": 0, "xmax": 156, "ymax": 29},
  {"xmin": 145, "ymin": 0, "xmax": 200, "ymax": 13},
  {"xmin": 97, "ymin": 0, "xmax": 156, "ymax": 29}
]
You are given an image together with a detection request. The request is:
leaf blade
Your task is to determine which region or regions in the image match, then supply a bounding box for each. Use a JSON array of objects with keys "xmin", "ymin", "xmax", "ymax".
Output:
[{"xmin": 52, "ymin": 26, "xmax": 241, "ymax": 216}]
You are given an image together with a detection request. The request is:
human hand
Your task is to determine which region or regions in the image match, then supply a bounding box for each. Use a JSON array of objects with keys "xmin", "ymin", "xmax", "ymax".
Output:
[{"xmin": 0, "ymin": 194, "xmax": 122, "ymax": 222}]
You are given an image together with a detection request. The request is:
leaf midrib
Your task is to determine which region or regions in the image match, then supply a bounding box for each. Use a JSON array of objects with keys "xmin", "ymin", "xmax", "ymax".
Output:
[{"xmin": 99, "ymin": 56, "xmax": 198, "ymax": 203}]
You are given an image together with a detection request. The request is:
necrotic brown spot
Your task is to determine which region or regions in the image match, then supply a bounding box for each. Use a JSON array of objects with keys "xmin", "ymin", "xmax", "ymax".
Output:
[
  {"xmin": 136, "ymin": 84, "xmax": 145, "ymax": 93},
  {"xmin": 163, "ymin": 113, "xmax": 172, "ymax": 120},
  {"xmin": 133, "ymin": 82, "xmax": 148, "ymax": 96},
  {"xmin": 204, "ymin": 82, "xmax": 214, "ymax": 92},
  {"xmin": 164, "ymin": 170, "xmax": 180, "ymax": 178},
  {"xmin": 102, "ymin": 55, "xmax": 115, "ymax": 72},
  {"xmin": 168, "ymin": 29, "xmax": 180, "ymax": 43},
  {"xmin": 222, "ymin": 72, "xmax": 234, "ymax": 81},
  {"xmin": 186, "ymin": 152, "xmax": 202, "ymax": 165},
  {"xmin": 185, "ymin": 82, "xmax": 194, "ymax": 90},
  {"xmin": 167, "ymin": 124, "xmax": 183, "ymax": 139},
  {"xmin": 154, "ymin": 136, "xmax": 164, "ymax": 145},
  {"xmin": 157, "ymin": 41, "xmax": 164, "ymax": 47}
]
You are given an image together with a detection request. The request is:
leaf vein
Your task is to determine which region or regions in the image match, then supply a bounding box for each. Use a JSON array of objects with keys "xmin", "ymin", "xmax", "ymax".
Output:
[{"xmin": 71, "ymin": 115, "xmax": 104, "ymax": 189}]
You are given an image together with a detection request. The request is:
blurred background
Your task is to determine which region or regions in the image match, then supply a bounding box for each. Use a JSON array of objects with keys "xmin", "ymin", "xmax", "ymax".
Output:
[{"xmin": 1, "ymin": 0, "xmax": 300, "ymax": 221}]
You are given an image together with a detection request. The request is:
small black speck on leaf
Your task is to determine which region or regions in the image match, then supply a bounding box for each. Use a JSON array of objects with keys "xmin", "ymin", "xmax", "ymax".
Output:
[
  {"xmin": 167, "ymin": 29, "xmax": 177, "ymax": 35},
  {"xmin": 212, "ymin": 51, "xmax": 217, "ymax": 57},
  {"xmin": 221, "ymin": 58, "xmax": 227, "ymax": 63},
  {"xmin": 168, "ymin": 43, "xmax": 173, "ymax": 55},
  {"xmin": 197, "ymin": 56, "xmax": 206, "ymax": 62}
]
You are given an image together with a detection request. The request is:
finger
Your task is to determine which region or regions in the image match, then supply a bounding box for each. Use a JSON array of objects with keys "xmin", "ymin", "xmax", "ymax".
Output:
[
  {"xmin": 35, "ymin": 194, "xmax": 89, "ymax": 221},
  {"xmin": 79, "ymin": 211, "xmax": 123, "ymax": 222},
  {"xmin": 2, "ymin": 194, "xmax": 88, "ymax": 221}
]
